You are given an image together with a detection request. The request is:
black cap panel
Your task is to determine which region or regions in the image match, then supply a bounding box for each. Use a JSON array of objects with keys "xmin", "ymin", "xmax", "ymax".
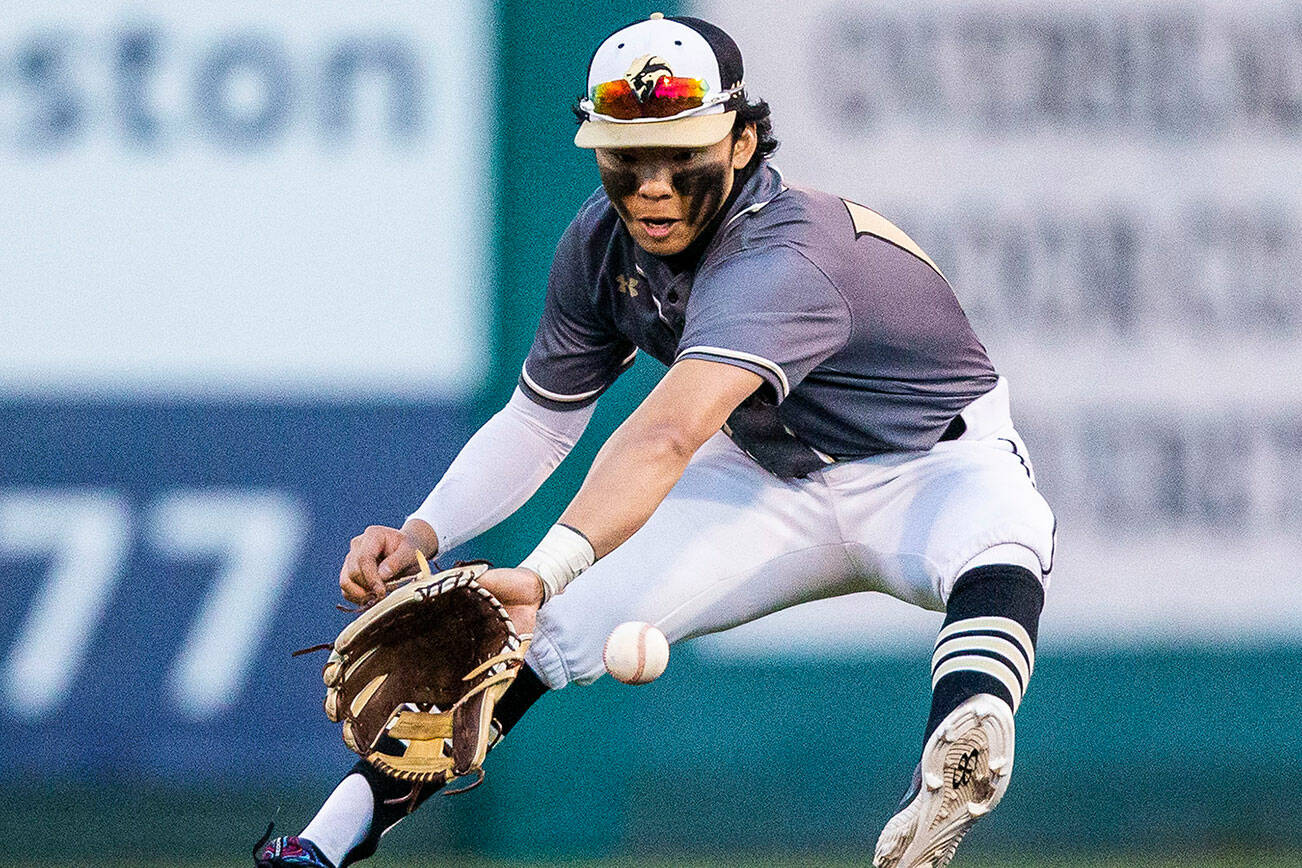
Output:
[{"xmin": 669, "ymin": 16, "xmax": 745, "ymax": 89}]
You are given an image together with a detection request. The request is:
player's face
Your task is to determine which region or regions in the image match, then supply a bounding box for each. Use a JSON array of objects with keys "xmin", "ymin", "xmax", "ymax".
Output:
[{"xmin": 595, "ymin": 125, "xmax": 757, "ymax": 256}]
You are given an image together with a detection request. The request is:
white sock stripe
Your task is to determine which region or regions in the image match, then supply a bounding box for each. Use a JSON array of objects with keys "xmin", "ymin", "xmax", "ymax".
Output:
[
  {"xmin": 934, "ymin": 632, "xmax": 1034, "ymax": 682},
  {"xmin": 931, "ymin": 635, "xmax": 1030, "ymax": 687},
  {"xmin": 934, "ymin": 630, "xmax": 1033, "ymax": 680},
  {"xmin": 932, "ymin": 655, "xmax": 1024, "ymax": 712},
  {"xmin": 934, "ymin": 616, "xmax": 1035, "ymax": 675}
]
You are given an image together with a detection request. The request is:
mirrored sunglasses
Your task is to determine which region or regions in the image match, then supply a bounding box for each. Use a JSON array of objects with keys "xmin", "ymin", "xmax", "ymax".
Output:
[{"xmin": 582, "ymin": 77, "xmax": 742, "ymax": 121}]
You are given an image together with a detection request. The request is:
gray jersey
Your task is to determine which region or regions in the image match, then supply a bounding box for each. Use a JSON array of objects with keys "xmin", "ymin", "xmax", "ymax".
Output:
[{"xmin": 520, "ymin": 164, "xmax": 998, "ymax": 478}]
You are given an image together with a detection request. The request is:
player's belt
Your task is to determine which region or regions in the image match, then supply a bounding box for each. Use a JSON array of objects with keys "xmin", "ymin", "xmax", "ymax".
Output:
[
  {"xmin": 725, "ymin": 378, "xmax": 1010, "ymax": 478},
  {"xmin": 938, "ymin": 414, "xmax": 967, "ymax": 442},
  {"xmin": 723, "ymin": 399, "xmax": 829, "ymax": 479},
  {"xmin": 727, "ymin": 402, "xmax": 971, "ymax": 478}
]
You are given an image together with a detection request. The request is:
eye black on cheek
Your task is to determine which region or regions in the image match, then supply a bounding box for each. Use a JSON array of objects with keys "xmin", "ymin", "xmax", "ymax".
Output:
[
  {"xmin": 672, "ymin": 165, "xmax": 727, "ymax": 226},
  {"xmin": 599, "ymin": 164, "xmax": 639, "ymax": 211}
]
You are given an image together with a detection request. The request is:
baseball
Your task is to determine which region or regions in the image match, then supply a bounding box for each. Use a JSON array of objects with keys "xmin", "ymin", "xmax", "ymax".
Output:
[{"xmin": 603, "ymin": 621, "xmax": 669, "ymax": 684}]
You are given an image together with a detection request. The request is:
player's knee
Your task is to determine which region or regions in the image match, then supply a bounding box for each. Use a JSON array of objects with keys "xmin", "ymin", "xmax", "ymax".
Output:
[{"xmin": 958, "ymin": 542, "xmax": 1043, "ymax": 579}]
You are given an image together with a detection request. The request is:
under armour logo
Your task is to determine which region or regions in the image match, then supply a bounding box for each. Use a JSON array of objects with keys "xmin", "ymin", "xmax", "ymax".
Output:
[
  {"xmin": 953, "ymin": 748, "xmax": 980, "ymax": 787},
  {"xmin": 615, "ymin": 275, "xmax": 640, "ymax": 297}
]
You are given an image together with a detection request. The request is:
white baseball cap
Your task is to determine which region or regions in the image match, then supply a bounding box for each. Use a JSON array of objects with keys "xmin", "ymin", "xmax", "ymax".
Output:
[{"xmin": 574, "ymin": 13, "xmax": 746, "ymax": 149}]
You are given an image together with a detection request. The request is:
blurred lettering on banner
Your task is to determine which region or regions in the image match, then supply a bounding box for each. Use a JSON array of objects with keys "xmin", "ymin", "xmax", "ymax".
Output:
[
  {"xmin": 0, "ymin": 0, "xmax": 493, "ymax": 399},
  {"xmin": 694, "ymin": 0, "xmax": 1302, "ymax": 652}
]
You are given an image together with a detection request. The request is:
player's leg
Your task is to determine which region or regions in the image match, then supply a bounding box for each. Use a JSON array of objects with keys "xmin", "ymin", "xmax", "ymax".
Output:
[
  {"xmin": 923, "ymin": 549, "xmax": 1044, "ymax": 747},
  {"xmin": 256, "ymin": 427, "xmax": 884, "ymax": 867},
  {"xmin": 255, "ymin": 665, "xmax": 550, "ymax": 867},
  {"xmin": 872, "ymin": 549, "xmax": 1045, "ymax": 868},
  {"xmin": 830, "ymin": 385, "xmax": 1054, "ymax": 868}
]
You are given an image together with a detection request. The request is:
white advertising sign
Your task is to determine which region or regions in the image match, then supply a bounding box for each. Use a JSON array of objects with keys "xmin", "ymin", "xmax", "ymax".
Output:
[{"xmin": 0, "ymin": 0, "xmax": 493, "ymax": 399}]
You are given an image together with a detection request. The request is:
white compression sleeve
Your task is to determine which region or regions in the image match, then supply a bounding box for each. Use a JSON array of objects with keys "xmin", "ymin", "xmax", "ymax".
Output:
[{"xmin": 407, "ymin": 387, "xmax": 594, "ymax": 553}]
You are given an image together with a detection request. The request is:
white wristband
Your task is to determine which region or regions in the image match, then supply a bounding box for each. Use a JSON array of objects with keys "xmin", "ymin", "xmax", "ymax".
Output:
[{"xmin": 518, "ymin": 524, "xmax": 595, "ymax": 603}]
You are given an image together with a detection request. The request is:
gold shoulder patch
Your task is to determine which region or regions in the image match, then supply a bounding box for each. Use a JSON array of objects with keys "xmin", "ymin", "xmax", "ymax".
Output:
[{"xmin": 842, "ymin": 200, "xmax": 946, "ymax": 281}]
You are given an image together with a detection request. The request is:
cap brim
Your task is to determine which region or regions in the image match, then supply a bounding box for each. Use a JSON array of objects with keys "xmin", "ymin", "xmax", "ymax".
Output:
[{"xmin": 574, "ymin": 111, "xmax": 736, "ymax": 149}]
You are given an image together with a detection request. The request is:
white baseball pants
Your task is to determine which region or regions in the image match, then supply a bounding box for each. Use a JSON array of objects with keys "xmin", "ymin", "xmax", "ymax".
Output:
[{"xmin": 525, "ymin": 378, "xmax": 1055, "ymax": 690}]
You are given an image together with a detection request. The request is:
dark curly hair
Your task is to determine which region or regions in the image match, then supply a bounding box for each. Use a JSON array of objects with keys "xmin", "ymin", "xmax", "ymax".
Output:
[{"xmin": 731, "ymin": 94, "xmax": 779, "ymax": 170}]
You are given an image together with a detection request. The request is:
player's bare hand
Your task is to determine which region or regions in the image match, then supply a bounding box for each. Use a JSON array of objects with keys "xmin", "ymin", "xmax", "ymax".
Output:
[
  {"xmin": 338, "ymin": 520, "xmax": 437, "ymax": 605},
  {"xmin": 476, "ymin": 567, "xmax": 544, "ymax": 635}
]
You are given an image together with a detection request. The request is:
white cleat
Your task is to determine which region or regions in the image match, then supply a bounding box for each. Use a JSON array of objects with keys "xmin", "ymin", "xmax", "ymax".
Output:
[{"xmin": 872, "ymin": 694, "xmax": 1015, "ymax": 868}]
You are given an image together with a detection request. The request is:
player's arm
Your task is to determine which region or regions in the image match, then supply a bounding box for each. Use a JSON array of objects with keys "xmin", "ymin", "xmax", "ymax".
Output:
[
  {"xmin": 338, "ymin": 388, "xmax": 595, "ymax": 604},
  {"xmin": 341, "ymin": 199, "xmax": 627, "ymax": 605},
  {"xmin": 561, "ymin": 358, "xmax": 761, "ymax": 556},
  {"xmin": 479, "ymin": 359, "xmax": 760, "ymax": 624}
]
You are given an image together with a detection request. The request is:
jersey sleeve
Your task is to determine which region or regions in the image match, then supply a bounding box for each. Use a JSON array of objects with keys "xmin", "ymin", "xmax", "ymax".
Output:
[
  {"xmin": 676, "ymin": 244, "xmax": 851, "ymax": 402},
  {"xmin": 519, "ymin": 205, "xmax": 638, "ymax": 411}
]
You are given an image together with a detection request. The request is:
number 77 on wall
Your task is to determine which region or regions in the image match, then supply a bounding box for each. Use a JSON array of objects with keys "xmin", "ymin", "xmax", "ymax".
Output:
[{"xmin": 0, "ymin": 488, "xmax": 307, "ymax": 721}]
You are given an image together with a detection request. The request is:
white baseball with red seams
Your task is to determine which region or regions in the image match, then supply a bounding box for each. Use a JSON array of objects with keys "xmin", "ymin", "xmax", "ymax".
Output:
[{"xmin": 602, "ymin": 621, "xmax": 670, "ymax": 684}]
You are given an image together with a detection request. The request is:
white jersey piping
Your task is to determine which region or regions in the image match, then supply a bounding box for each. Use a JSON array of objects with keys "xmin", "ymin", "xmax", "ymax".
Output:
[{"xmin": 675, "ymin": 345, "xmax": 790, "ymax": 399}]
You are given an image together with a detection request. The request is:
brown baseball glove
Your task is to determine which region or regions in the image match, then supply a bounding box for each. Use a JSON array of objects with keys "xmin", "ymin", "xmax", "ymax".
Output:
[{"xmin": 314, "ymin": 553, "xmax": 530, "ymax": 791}]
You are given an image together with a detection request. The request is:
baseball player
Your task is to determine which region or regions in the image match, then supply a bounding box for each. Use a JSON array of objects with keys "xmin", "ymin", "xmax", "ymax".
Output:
[{"xmin": 255, "ymin": 14, "xmax": 1054, "ymax": 868}]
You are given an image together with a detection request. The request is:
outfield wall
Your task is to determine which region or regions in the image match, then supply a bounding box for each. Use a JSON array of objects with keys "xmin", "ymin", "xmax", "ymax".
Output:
[{"xmin": 1, "ymin": 0, "xmax": 1300, "ymax": 860}]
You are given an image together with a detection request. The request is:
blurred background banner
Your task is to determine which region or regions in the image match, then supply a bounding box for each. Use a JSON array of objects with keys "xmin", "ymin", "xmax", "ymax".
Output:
[
  {"xmin": 696, "ymin": 0, "xmax": 1302, "ymax": 654},
  {"xmin": 2, "ymin": 0, "xmax": 1301, "ymax": 862},
  {"xmin": 0, "ymin": 0, "xmax": 492, "ymax": 398}
]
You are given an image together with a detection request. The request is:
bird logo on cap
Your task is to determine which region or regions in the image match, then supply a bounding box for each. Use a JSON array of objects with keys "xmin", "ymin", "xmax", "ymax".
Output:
[{"xmin": 625, "ymin": 55, "xmax": 673, "ymax": 102}]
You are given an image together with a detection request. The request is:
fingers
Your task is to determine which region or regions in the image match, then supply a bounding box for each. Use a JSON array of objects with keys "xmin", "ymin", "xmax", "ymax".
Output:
[
  {"xmin": 355, "ymin": 529, "xmax": 387, "ymax": 600},
  {"xmin": 339, "ymin": 526, "xmax": 405, "ymax": 604},
  {"xmin": 476, "ymin": 569, "xmax": 543, "ymax": 636},
  {"xmin": 376, "ymin": 535, "xmax": 418, "ymax": 582},
  {"xmin": 504, "ymin": 602, "xmax": 538, "ymax": 636},
  {"xmin": 338, "ymin": 547, "xmax": 372, "ymax": 605}
]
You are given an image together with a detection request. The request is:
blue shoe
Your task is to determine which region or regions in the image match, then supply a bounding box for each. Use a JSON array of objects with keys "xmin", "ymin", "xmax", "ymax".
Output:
[{"xmin": 253, "ymin": 825, "xmax": 336, "ymax": 868}]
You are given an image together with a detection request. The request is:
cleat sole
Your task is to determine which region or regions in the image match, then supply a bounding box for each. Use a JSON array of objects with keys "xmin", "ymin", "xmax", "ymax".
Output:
[{"xmin": 872, "ymin": 695, "xmax": 1015, "ymax": 868}]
